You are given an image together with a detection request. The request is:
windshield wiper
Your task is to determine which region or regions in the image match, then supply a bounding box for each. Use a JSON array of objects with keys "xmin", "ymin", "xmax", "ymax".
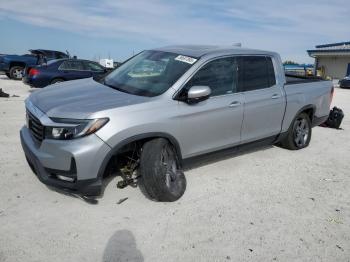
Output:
[{"xmin": 102, "ymin": 80, "xmax": 131, "ymax": 94}]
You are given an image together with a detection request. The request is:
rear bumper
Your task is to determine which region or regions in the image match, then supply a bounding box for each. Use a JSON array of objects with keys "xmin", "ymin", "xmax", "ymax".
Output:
[
  {"xmin": 312, "ymin": 115, "xmax": 328, "ymax": 127},
  {"xmin": 20, "ymin": 127, "xmax": 111, "ymax": 196},
  {"xmin": 22, "ymin": 76, "xmax": 47, "ymax": 88}
]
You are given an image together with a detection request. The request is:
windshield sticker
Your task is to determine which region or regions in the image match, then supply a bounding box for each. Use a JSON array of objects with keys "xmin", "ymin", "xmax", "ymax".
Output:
[{"xmin": 175, "ymin": 55, "xmax": 197, "ymax": 65}]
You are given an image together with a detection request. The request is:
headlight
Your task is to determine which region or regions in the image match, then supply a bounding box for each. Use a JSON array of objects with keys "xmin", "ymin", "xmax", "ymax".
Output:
[{"xmin": 45, "ymin": 118, "xmax": 109, "ymax": 140}]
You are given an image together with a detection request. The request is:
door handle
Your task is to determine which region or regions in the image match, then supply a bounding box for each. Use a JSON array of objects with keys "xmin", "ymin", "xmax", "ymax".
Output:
[
  {"xmin": 271, "ymin": 94, "xmax": 280, "ymax": 99},
  {"xmin": 229, "ymin": 101, "xmax": 241, "ymax": 107}
]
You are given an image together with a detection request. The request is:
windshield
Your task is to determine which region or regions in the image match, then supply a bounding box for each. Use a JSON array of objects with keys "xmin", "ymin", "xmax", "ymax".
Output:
[{"xmin": 103, "ymin": 50, "xmax": 197, "ymax": 97}]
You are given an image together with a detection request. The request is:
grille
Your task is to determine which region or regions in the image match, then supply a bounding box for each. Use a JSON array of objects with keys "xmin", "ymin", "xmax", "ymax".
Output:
[{"xmin": 27, "ymin": 110, "xmax": 44, "ymax": 142}]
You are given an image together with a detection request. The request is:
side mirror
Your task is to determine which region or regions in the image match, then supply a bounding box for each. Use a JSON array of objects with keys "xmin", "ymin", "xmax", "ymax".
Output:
[{"xmin": 186, "ymin": 86, "xmax": 211, "ymax": 104}]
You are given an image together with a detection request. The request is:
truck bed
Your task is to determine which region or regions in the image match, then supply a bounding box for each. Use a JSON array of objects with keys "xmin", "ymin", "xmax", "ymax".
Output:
[
  {"xmin": 285, "ymin": 74, "xmax": 325, "ymax": 85},
  {"xmin": 281, "ymin": 76, "xmax": 333, "ymax": 133}
]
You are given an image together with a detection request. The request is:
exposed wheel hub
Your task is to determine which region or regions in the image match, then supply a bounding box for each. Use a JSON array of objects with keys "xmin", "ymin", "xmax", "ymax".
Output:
[{"xmin": 13, "ymin": 69, "xmax": 23, "ymax": 79}]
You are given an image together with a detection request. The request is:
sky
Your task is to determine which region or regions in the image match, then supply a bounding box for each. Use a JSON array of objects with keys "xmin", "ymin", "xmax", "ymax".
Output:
[{"xmin": 0, "ymin": 0, "xmax": 349, "ymax": 63}]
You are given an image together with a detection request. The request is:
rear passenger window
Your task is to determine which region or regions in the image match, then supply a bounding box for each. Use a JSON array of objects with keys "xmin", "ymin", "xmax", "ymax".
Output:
[
  {"xmin": 185, "ymin": 57, "xmax": 237, "ymax": 96},
  {"xmin": 266, "ymin": 57, "xmax": 276, "ymax": 86},
  {"xmin": 59, "ymin": 60, "xmax": 85, "ymax": 71},
  {"xmin": 239, "ymin": 56, "xmax": 275, "ymax": 91}
]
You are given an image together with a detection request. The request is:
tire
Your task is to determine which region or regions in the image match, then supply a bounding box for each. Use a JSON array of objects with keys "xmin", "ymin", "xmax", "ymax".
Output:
[
  {"xmin": 51, "ymin": 78, "xmax": 65, "ymax": 84},
  {"xmin": 281, "ymin": 112, "xmax": 312, "ymax": 150},
  {"xmin": 139, "ymin": 138, "xmax": 186, "ymax": 202},
  {"xmin": 9, "ymin": 66, "xmax": 24, "ymax": 80}
]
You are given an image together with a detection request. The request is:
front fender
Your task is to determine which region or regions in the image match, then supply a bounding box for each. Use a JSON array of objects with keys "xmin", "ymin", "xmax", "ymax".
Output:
[{"xmin": 95, "ymin": 131, "xmax": 183, "ymax": 180}]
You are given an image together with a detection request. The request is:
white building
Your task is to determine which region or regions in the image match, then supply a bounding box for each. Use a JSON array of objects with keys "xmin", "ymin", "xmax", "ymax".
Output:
[{"xmin": 307, "ymin": 41, "xmax": 350, "ymax": 79}]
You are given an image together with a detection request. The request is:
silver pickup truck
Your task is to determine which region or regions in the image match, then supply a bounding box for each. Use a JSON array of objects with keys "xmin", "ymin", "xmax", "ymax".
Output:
[{"xmin": 20, "ymin": 45, "xmax": 333, "ymax": 201}]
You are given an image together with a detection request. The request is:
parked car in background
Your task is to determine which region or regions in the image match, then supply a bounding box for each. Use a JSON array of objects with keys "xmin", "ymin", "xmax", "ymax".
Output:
[
  {"xmin": 23, "ymin": 58, "xmax": 109, "ymax": 88},
  {"xmin": 339, "ymin": 76, "xmax": 350, "ymax": 88},
  {"xmin": 21, "ymin": 45, "xmax": 333, "ymax": 201},
  {"xmin": 0, "ymin": 49, "xmax": 69, "ymax": 80}
]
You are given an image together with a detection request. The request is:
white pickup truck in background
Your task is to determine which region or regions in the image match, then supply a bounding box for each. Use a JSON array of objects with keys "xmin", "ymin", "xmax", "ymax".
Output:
[{"xmin": 99, "ymin": 59, "xmax": 114, "ymax": 69}]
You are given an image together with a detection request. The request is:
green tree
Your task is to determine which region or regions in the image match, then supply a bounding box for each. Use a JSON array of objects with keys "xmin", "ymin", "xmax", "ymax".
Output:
[{"xmin": 283, "ymin": 60, "xmax": 298, "ymax": 65}]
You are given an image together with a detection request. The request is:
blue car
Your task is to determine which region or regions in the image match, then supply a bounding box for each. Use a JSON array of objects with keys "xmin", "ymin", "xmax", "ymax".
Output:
[{"xmin": 22, "ymin": 58, "xmax": 109, "ymax": 88}]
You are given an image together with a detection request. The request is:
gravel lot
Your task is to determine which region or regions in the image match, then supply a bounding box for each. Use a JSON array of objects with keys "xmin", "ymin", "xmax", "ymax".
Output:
[{"xmin": 0, "ymin": 75, "xmax": 349, "ymax": 262}]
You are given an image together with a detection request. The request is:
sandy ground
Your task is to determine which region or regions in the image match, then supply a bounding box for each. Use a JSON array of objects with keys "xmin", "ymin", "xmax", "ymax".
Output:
[{"xmin": 0, "ymin": 75, "xmax": 349, "ymax": 262}]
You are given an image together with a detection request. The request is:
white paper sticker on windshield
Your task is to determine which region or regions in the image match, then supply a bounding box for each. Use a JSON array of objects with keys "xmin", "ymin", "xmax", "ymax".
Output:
[{"xmin": 175, "ymin": 55, "xmax": 197, "ymax": 64}]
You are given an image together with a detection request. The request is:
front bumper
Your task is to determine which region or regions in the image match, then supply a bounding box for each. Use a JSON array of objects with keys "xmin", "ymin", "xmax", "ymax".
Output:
[
  {"xmin": 0, "ymin": 62, "xmax": 9, "ymax": 73},
  {"xmin": 20, "ymin": 127, "xmax": 111, "ymax": 196}
]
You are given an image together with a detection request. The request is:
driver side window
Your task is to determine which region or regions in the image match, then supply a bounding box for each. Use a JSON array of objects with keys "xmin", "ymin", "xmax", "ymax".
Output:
[
  {"xmin": 185, "ymin": 57, "xmax": 237, "ymax": 96},
  {"xmin": 85, "ymin": 61, "xmax": 105, "ymax": 72}
]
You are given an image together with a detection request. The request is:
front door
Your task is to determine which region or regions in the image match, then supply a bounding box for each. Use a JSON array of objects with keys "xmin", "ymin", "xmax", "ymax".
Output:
[{"xmin": 175, "ymin": 57, "xmax": 244, "ymax": 158}]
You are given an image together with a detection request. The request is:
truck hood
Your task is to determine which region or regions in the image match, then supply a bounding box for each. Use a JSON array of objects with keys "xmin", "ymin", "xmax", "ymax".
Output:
[{"xmin": 29, "ymin": 78, "xmax": 151, "ymax": 119}]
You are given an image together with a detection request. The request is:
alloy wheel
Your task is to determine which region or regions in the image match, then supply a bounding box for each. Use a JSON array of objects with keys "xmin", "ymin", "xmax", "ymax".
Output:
[{"xmin": 293, "ymin": 117, "xmax": 309, "ymax": 148}]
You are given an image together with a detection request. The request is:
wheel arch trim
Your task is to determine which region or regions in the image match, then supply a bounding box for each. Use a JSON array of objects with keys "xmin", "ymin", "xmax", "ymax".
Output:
[
  {"xmin": 9, "ymin": 62, "xmax": 26, "ymax": 68},
  {"xmin": 96, "ymin": 132, "xmax": 183, "ymax": 179},
  {"xmin": 286, "ymin": 104, "xmax": 315, "ymax": 131},
  {"xmin": 297, "ymin": 104, "xmax": 316, "ymax": 121}
]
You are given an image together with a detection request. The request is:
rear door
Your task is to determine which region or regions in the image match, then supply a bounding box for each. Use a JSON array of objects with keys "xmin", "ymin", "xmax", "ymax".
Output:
[
  {"xmin": 58, "ymin": 60, "xmax": 92, "ymax": 80},
  {"xmin": 238, "ymin": 56, "xmax": 286, "ymax": 143},
  {"xmin": 176, "ymin": 56, "xmax": 244, "ymax": 157}
]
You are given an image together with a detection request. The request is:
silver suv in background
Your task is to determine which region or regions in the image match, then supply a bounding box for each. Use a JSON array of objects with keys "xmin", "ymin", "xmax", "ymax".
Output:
[{"xmin": 20, "ymin": 45, "xmax": 333, "ymax": 201}]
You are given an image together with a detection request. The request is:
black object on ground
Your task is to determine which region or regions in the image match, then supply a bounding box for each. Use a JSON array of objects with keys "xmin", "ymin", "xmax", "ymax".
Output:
[
  {"xmin": 336, "ymin": 245, "xmax": 344, "ymax": 251},
  {"xmin": 117, "ymin": 197, "xmax": 128, "ymax": 204},
  {"xmin": 0, "ymin": 88, "xmax": 10, "ymax": 98},
  {"xmin": 117, "ymin": 179, "xmax": 136, "ymax": 189},
  {"xmin": 320, "ymin": 106, "xmax": 344, "ymax": 129}
]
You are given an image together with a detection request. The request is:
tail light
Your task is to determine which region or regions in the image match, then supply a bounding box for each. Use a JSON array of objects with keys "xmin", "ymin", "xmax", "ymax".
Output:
[
  {"xmin": 330, "ymin": 86, "xmax": 334, "ymax": 105},
  {"xmin": 29, "ymin": 68, "xmax": 39, "ymax": 76}
]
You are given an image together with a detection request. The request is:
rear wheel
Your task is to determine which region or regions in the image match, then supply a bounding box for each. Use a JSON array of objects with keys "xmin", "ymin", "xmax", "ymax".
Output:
[
  {"xmin": 281, "ymin": 112, "xmax": 312, "ymax": 150},
  {"xmin": 139, "ymin": 138, "xmax": 186, "ymax": 202},
  {"xmin": 9, "ymin": 66, "xmax": 24, "ymax": 80},
  {"xmin": 51, "ymin": 78, "xmax": 65, "ymax": 84}
]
